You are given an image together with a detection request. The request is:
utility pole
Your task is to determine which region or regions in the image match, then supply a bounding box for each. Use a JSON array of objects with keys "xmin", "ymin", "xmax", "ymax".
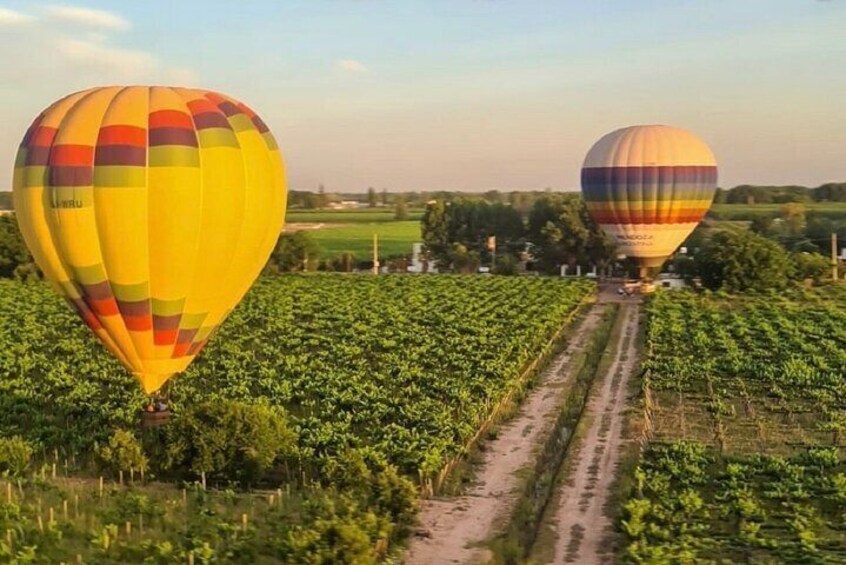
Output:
[
  {"xmin": 833, "ymin": 232, "xmax": 839, "ymax": 281},
  {"xmin": 372, "ymin": 233, "xmax": 380, "ymax": 275}
]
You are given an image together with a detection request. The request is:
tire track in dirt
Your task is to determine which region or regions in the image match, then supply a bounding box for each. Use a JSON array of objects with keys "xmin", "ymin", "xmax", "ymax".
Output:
[
  {"xmin": 403, "ymin": 305, "xmax": 607, "ymax": 565},
  {"xmin": 549, "ymin": 302, "xmax": 640, "ymax": 565}
]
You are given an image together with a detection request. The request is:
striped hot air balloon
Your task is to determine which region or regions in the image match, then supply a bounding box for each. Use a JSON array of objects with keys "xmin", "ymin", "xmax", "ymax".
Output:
[
  {"xmin": 580, "ymin": 125, "xmax": 717, "ymax": 277},
  {"xmin": 13, "ymin": 86, "xmax": 286, "ymax": 394}
]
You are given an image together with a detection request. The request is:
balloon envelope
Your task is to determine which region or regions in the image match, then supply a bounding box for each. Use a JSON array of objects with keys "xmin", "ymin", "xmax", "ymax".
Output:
[
  {"xmin": 580, "ymin": 125, "xmax": 717, "ymax": 269},
  {"xmin": 13, "ymin": 86, "xmax": 286, "ymax": 393}
]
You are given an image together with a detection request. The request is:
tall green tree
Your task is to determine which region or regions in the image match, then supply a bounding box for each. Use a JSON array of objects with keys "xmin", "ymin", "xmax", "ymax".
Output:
[
  {"xmin": 526, "ymin": 195, "xmax": 613, "ymax": 274},
  {"xmin": 421, "ymin": 200, "xmax": 449, "ymax": 264},
  {"xmin": 394, "ymin": 196, "xmax": 408, "ymax": 220},
  {"xmin": 697, "ymin": 229, "xmax": 793, "ymax": 292},
  {"xmin": 367, "ymin": 187, "xmax": 378, "ymax": 208},
  {"xmin": 268, "ymin": 231, "xmax": 322, "ymax": 272}
]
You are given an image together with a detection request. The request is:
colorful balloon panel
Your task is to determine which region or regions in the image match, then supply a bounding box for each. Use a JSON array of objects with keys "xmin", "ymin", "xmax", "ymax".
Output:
[
  {"xmin": 580, "ymin": 125, "xmax": 717, "ymax": 267},
  {"xmin": 13, "ymin": 86, "xmax": 287, "ymax": 393}
]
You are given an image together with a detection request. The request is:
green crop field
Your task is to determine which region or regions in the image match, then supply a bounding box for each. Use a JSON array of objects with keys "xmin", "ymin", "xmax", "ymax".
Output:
[
  {"xmin": 622, "ymin": 287, "xmax": 846, "ymax": 563},
  {"xmin": 0, "ymin": 274, "xmax": 593, "ymax": 562},
  {"xmin": 303, "ymin": 220, "xmax": 422, "ymax": 258},
  {"xmin": 709, "ymin": 202, "xmax": 846, "ymax": 221},
  {"xmin": 285, "ymin": 208, "xmax": 424, "ymax": 224}
]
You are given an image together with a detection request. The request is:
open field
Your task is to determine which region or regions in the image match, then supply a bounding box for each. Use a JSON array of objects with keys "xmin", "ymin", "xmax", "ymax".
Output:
[
  {"xmin": 302, "ymin": 220, "xmax": 421, "ymax": 257},
  {"xmin": 0, "ymin": 274, "xmax": 594, "ymax": 561},
  {"xmin": 285, "ymin": 208, "xmax": 423, "ymax": 224},
  {"xmin": 622, "ymin": 287, "xmax": 846, "ymax": 563},
  {"xmin": 709, "ymin": 202, "xmax": 846, "ymax": 220}
]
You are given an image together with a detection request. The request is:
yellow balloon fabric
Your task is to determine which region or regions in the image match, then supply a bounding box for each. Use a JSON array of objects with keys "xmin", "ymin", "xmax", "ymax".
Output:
[
  {"xmin": 581, "ymin": 125, "xmax": 718, "ymax": 269},
  {"xmin": 12, "ymin": 86, "xmax": 287, "ymax": 393}
]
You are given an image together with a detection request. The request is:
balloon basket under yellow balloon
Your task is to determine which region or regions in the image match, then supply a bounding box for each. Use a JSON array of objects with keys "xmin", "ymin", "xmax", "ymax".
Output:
[{"xmin": 140, "ymin": 409, "xmax": 171, "ymax": 429}]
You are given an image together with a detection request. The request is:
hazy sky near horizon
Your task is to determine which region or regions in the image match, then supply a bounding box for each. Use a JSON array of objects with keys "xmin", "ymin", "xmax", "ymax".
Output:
[{"xmin": 0, "ymin": 1, "xmax": 844, "ymax": 192}]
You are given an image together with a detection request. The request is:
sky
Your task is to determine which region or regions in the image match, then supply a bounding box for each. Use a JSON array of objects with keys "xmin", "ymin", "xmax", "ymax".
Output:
[{"xmin": 0, "ymin": 0, "xmax": 844, "ymax": 192}]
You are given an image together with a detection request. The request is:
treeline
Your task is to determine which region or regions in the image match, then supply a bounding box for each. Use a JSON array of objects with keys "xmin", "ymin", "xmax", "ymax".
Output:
[
  {"xmin": 421, "ymin": 194, "xmax": 614, "ymax": 274},
  {"xmin": 671, "ymin": 201, "xmax": 845, "ymax": 292},
  {"xmin": 715, "ymin": 182, "xmax": 846, "ymax": 204},
  {"xmin": 288, "ymin": 188, "xmax": 570, "ymax": 214}
]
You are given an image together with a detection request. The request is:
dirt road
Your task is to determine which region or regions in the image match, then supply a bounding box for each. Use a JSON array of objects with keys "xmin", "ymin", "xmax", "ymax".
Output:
[
  {"xmin": 548, "ymin": 302, "xmax": 640, "ymax": 564},
  {"xmin": 403, "ymin": 305, "xmax": 607, "ymax": 565}
]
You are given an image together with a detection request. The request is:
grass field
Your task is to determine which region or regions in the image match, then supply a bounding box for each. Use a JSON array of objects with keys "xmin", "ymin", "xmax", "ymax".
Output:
[
  {"xmin": 709, "ymin": 202, "xmax": 846, "ymax": 220},
  {"xmin": 300, "ymin": 220, "xmax": 421, "ymax": 257},
  {"xmin": 286, "ymin": 208, "xmax": 423, "ymax": 224}
]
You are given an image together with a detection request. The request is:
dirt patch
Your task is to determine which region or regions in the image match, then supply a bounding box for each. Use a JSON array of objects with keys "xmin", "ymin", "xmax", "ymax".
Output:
[
  {"xmin": 547, "ymin": 302, "xmax": 641, "ymax": 565},
  {"xmin": 403, "ymin": 305, "xmax": 606, "ymax": 565}
]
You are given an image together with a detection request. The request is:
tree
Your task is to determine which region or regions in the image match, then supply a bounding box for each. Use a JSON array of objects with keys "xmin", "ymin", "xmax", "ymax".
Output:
[
  {"xmin": 750, "ymin": 215, "xmax": 776, "ymax": 237},
  {"xmin": 792, "ymin": 252, "xmax": 830, "ymax": 283},
  {"xmin": 421, "ymin": 200, "xmax": 449, "ymax": 266},
  {"xmin": 394, "ymin": 196, "xmax": 408, "ymax": 220},
  {"xmin": 697, "ymin": 229, "xmax": 794, "ymax": 292},
  {"xmin": 163, "ymin": 402, "xmax": 296, "ymax": 486},
  {"xmin": 381, "ymin": 189, "xmax": 389, "ymax": 206},
  {"xmin": 0, "ymin": 214, "xmax": 33, "ymax": 278},
  {"xmin": 268, "ymin": 231, "xmax": 322, "ymax": 272},
  {"xmin": 367, "ymin": 187, "xmax": 378, "ymax": 208},
  {"xmin": 780, "ymin": 203, "xmax": 806, "ymax": 236},
  {"xmin": 448, "ymin": 243, "xmax": 480, "ymax": 274},
  {"xmin": 526, "ymin": 195, "xmax": 613, "ymax": 274}
]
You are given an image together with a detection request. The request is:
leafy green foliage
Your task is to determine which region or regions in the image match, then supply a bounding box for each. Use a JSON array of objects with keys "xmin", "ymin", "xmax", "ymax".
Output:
[
  {"xmin": 267, "ymin": 232, "xmax": 322, "ymax": 272},
  {"xmin": 0, "ymin": 274, "xmax": 591, "ymax": 560},
  {"xmin": 697, "ymin": 229, "xmax": 794, "ymax": 291},
  {"xmin": 421, "ymin": 199, "xmax": 524, "ymax": 270},
  {"xmin": 0, "ymin": 214, "xmax": 32, "ymax": 279},
  {"xmin": 96, "ymin": 430, "xmax": 147, "ymax": 475},
  {"xmin": 626, "ymin": 289, "xmax": 846, "ymax": 563},
  {"xmin": 526, "ymin": 194, "xmax": 614, "ymax": 275},
  {"xmin": 163, "ymin": 402, "xmax": 296, "ymax": 485},
  {"xmin": 0, "ymin": 436, "xmax": 33, "ymax": 476}
]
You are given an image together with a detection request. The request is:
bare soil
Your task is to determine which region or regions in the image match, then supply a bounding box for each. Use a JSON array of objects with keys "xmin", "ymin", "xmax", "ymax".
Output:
[
  {"xmin": 548, "ymin": 301, "xmax": 640, "ymax": 565},
  {"xmin": 403, "ymin": 305, "xmax": 607, "ymax": 565}
]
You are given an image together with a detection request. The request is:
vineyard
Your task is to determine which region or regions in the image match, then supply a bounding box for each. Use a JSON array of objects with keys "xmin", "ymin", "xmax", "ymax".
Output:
[
  {"xmin": 0, "ymin": 274, "xmax": 593, "ymax": 561},
  {"xmin": 624, "ymin": 288, "xmax": 846, "ymax": 563}
]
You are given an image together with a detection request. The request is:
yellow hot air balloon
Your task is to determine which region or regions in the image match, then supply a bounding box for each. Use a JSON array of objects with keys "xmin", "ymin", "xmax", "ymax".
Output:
[
  {"xmin": 581, "ymin": 125, "xmax": 717, "ymax": 279},
  {"xmin": 12, "ymin": 86, "xmax": 286, "ymax": 394}
]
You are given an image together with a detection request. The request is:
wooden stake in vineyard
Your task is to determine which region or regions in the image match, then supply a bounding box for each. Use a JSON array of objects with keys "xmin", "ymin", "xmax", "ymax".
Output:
[
  {"xmin": 372, "ymin": 233, "xmax": 380, "ymax": 275},
  {"xmin": 833, "ymin": 232, "xmax": 839, "ymax": 281}
]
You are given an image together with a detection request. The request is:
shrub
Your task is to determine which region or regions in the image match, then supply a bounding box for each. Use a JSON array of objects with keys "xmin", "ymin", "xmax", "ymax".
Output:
[
  {"xmin": 0, "ymin": 436, "xmax": 33, "ymax": 476},
  {"xmin": 163, "ymin": 402, "xmax": 296, "ymax": 485},
  {"xmin": 96, "ymin": 429, "xmax": 147, "ymax": 475}
]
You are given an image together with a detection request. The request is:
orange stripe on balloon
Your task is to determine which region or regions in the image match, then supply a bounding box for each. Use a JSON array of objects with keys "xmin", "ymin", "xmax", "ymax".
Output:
[
  {"xmin": 186, "ymin": 98, "xmax": 217, "ymax": 115},
  {"xmin": 124, "ymin": 315, "xmax": 153, "ymax": 332},
  {"xmin": 29, "ymin": 126, "xmax": 58, "ymax": 147},
  {"xmin": 87, "ymin": 296, "xmax": 120, "ymax": 317},
  {"xmin": 590, "ymin": 210, "xmax": 710, "ymax": 224},
  {"xmin": 97, "ymin": 125, "xmax": 147, "ymax": 146},
  {"xmin": 154, "ymin": 329, "xmax": 178, "ymax": 346},
  {"xmin": 149, "ymin": 109, "xmax": 194, "ymax": 129},
  {"xmin": 49, "ymin": 144, "xmax": 93, "ymax": 166}
]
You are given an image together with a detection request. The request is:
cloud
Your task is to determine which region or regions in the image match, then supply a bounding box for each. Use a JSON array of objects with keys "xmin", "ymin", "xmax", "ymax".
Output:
[
  {"xmin": 0, "ymin": 7, "xmax": 35, "ymax": 25},
  {"xmin": 42, "ymin": 5, "xmax": 130, "ymax": 31},
  {"xmin": 336, "ymin": 59, "xmax": 368, "ymax": 73},
  {"xmin": 54, "ymin": 37, "xmax": 157, "ymax": 78},
  {"xmin": 0, "ymin": 4, "xmax": 196, "ymax": 84}
]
